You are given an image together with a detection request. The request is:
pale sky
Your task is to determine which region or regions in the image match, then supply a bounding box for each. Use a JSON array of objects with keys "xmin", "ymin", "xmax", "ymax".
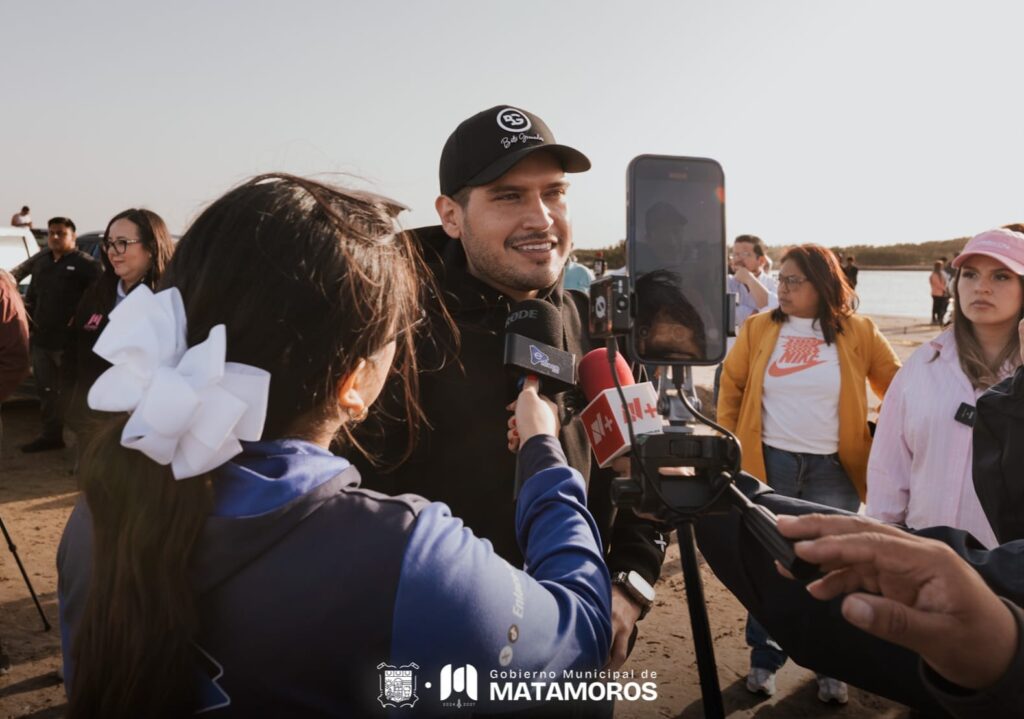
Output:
[{"xmin": 3, "ymin": 0, "xmax": 1022, "ymax": 248}]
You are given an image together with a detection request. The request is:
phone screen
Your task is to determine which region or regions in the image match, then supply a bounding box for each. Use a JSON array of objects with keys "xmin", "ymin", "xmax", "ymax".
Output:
[{"xmin": 627, "ymin": 155, "xmax": 726, "ymax": 365}]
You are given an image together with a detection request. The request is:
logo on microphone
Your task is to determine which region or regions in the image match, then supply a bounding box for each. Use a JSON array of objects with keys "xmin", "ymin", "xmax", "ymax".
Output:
[
  {"xmin": 440, "ymin": 664, "xmax": 478, "ymax": 708},
  {"xmin": 590, "ymin": 412, "xmax": 614, "ymax": 445},
  {"xmin": 529, "ymin": 345, "xmax": 561, "ymax": 375}
]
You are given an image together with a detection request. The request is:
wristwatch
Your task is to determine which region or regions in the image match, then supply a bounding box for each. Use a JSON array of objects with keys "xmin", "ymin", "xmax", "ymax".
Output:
[{"xmin": 612, "ymin": 570, "xmax": 655, "ymax": 620}]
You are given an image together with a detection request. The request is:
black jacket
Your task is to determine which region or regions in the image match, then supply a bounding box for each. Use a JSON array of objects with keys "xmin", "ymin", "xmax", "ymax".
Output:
[
  {"xmin": 12, "ymin": 249, "xmax": 100, "ymax": 350},
  {"xmin": 355, "ymin": 226, "xmax": 665, "ymax": 584},
  {"xmin": 695, "ymin": 474, "xmax": 1024, "ymax": 718},
  {"xmin": 62, "ymin": 280, "xmax": 145, "ymax": 432},
  {"xmin": 974, "ymin": 365, "xmax": 1024, "ymax": 544}
]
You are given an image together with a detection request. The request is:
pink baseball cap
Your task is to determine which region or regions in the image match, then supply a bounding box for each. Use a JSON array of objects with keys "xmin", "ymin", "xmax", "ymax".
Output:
[{"xmin": 951, "ymin": 228, "xmax": 1024, "ymax": 275}]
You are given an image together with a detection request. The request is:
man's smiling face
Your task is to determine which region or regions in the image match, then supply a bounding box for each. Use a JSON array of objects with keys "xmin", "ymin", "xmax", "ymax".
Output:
[{"xmin": 438, "ymin": 151, "xmax": 571, "ymax": 301}]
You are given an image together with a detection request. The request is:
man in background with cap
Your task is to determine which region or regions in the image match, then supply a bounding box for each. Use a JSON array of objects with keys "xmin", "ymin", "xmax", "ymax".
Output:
[{"xmin": 356, "ymin": 106, "xmax": 665, "ymax": 689}]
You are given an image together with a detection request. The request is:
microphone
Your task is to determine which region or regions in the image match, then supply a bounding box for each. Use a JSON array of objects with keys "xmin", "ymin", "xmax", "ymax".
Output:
[
  {"xmin": 578, "ymin": 348, "xmax": 662, "ymax": 468},
  {"xmin": 505, "ymin": 299, "xmax": 577, "ymax": 501},
  {"xmin": 503, "ymin": 299, "xmax": 577, "ymax": 395}
]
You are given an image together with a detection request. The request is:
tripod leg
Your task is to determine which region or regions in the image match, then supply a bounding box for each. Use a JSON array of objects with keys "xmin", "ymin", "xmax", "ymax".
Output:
[
  {"xmin": 677, "ymin": 520, "xmax": 724, "ymax": 718},
  {"xmin": 0, "ymin": 515, "xmax": 52, "ymax": 632}
]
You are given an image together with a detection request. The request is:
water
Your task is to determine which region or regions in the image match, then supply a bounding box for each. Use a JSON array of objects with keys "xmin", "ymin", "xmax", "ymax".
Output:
[{"xmin": 851, "ymin": 270, "xmax": 934, "ymax": 319}]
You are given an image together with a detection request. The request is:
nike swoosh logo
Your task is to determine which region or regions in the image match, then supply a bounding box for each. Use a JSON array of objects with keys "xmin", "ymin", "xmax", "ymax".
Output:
[{"xmin": 768, "ymin": 359, "xmax": 826, "ymax": 377}]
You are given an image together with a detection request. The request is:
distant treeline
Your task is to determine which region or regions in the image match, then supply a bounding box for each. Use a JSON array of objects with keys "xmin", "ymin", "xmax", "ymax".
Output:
[
  {"xmin": 822, "ymin": 238, "xmax": 970, "ymax": 268},
  {"xmin": 574, "ymin": 223, "xmax": 1023, "ymax": 271},
  {"xmin": 576, "ymin": 241, "xmax": 625, "ymax": 269}
]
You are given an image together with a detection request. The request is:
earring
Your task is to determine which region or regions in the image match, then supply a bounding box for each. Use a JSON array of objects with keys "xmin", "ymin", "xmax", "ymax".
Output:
[{"xmin": 350, "ymin": 407, "xmax": 369, "ymax": 423}]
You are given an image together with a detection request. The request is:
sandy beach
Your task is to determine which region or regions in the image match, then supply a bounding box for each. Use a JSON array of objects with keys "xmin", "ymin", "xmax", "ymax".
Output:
[{"xmin": 0, "ymin": 315, "xmax": 940, "ymax": 719}]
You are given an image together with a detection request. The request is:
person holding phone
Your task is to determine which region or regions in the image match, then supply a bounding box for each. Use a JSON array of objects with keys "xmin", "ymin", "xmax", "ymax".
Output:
[
  {"xmin": 717, "ymin": 243, "xmax": 901, "ymax": 703},
  {"xmin": 867, "ymin": 228, "xmax": 1024, "ymax": 549},
  {"xmin": 56, "ymin": 175, "xmax": 611, "ymax": 717}
]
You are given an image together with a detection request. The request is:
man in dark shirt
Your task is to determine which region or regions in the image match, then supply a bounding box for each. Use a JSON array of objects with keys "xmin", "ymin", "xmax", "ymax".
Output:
[
  {"xmin": 357, "ymin": 107, "xmax": 666, "ymax": 687},
  {"xmin": 11, "ymin": 217, "xmax": 100, "ymax": 452}
]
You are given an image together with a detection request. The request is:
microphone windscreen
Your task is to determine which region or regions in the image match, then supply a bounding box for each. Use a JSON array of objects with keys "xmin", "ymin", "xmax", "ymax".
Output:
[
  {"xmin": 504, "ymin": 299, "xmax": 563, "ymax": 347},
  {"xmin": 579, "ymin": 348, "xmax": 634, "ymax": 402}
]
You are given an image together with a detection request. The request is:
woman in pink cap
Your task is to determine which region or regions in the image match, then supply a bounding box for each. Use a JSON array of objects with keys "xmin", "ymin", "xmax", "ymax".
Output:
[{"xmin": 867, "ymin": 228, "xmax": 1024, "ymax": 548}]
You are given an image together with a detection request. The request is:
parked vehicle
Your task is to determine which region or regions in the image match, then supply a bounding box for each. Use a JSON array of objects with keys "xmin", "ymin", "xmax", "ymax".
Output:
[
  {"xmin": 0, "ymin": 226, "xmax": 36, "ymax": 403},
  {"xmin": 0, "ymin": 226, "xmax": 35, "ymax": 291}
]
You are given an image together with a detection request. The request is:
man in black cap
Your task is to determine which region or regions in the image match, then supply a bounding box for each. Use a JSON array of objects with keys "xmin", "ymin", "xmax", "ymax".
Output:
[{"xmin": 357, "ymin": 106, "xmax": 665, "ymax": 684}]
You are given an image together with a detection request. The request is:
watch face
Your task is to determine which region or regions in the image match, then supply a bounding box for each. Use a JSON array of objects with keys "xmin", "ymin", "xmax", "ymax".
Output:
[{"xmin": 627, "ymin": 571, "xmax": 656, "ymax": 602}]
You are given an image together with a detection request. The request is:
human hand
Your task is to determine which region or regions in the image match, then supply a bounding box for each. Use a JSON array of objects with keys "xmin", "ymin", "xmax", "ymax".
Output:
[
  {"xmin": 733, "ymin": 266, "xmax": 754, "ymax": 286},
  {"xmin": 604, "ymin": 586, "xmax": 643, "ymax": 670},
  {"xmin": 506, "ymin": 376, "xmax": 559, "ymax": 452},
  {"xmin": 1018, "ymin": 318, "xmax": 1024, "ymax": 364},
  {"xmin": 777, "ymin": 513, "xmax": 1018, "ymax": 690}
]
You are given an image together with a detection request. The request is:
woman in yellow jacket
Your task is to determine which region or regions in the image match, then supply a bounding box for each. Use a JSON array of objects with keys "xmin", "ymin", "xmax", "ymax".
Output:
[{"xmin": 718, "ymin": 244, "xmax": 901, "ymax": 704}]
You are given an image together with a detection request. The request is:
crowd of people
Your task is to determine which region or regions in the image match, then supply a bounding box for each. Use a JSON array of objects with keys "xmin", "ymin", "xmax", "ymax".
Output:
[
  {"xmin": 0, "ymin": 105, "xmax": 1022, "ymax": 717},
  {"xmin": 714, "ymin": 226, "xmax": 1024, "ymax": 708}
]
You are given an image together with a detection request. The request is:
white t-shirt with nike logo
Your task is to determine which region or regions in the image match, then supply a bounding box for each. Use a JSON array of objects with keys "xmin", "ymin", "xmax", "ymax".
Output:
[{"xmin": 761, "ymin": 315, "xmax": 840, "ymax": 455}]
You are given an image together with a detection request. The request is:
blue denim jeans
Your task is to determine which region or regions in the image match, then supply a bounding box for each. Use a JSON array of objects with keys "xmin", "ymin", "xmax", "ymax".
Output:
[{"xmin": 747, "ymin": 444, "xmax": 861, "ymax": 671}]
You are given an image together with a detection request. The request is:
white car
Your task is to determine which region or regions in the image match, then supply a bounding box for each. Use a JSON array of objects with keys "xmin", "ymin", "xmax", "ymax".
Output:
[
  {"xmin": 0, "ymin": 225, "xmax": 35, "ymax": 291},
  {"xmin": 0, "ymin": 226, "xmax": 36, "ymax": 402}
]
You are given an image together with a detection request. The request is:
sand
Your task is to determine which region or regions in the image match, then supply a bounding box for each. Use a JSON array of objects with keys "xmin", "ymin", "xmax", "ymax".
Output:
[{"xmin": 0, "ymin": 315, "xmax": 938, "ymax": 718}]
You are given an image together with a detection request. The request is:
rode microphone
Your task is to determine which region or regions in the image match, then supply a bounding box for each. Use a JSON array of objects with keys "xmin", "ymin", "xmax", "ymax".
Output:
[
  {"xmin": 578, "ymin": 348, "xmax": 663, "ymax": 467},
  {"xmin": 503, "ymin": 299, "xmax": 577, "ymax": 395},
  {"xmin": 505, "ymin": 299, "xmax": 577, "ymax": 501}
]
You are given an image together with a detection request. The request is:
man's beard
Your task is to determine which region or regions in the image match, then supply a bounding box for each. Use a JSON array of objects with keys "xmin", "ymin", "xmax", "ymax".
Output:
[{"xmin": 462, "ymin": 223, "xmax": 568, "ymax": 294}]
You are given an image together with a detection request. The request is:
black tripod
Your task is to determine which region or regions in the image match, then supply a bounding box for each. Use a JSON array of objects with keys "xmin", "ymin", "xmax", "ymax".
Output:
[
  {"xmin": 612, "ymin": 365, "xmax": 817, "ymax": 719},
  {"xmin": 0, "ymin": 512, "xmax": 52, "ymax": 631}
]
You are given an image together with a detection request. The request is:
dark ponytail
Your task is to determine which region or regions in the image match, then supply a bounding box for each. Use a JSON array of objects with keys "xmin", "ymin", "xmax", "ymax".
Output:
[{"xmin": 69, "ymin": 418, "xmax": 212, "ymax": 718}]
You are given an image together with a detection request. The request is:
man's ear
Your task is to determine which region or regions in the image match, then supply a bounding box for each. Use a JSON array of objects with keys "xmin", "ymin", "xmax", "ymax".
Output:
[
  {"xmin": 335, "ymin": 359, "xmax": 369, "ymax": 421},
  {"xmin": 435, "ymin": 195, "xmax": 464, "ymax": 240}
]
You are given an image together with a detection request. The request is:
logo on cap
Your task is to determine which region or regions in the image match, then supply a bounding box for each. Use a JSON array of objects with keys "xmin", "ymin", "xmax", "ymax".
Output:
[{"xmin": 496, "ymin": 108, "xmax": 531, "ymax": 133}]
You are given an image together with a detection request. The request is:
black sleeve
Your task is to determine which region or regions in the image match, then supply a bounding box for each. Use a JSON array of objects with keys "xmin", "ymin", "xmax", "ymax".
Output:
[
  {"xmin": 79, "ymin": 254, "xmax": 102, "ymax": 290},
  {"xmin": 918, "ymin": 599, "xmax": 1024, "ymax": 718},
  {"xmin": 694, "ymin": 475, "xmax": 1024, "ymax": 717},
  {"xmin": 10, "ymin": 252, "xmax": 39, "ymax": 283},
  {"xmin": 588, "ymin": 462, "xmax": 667, "ymax": 586},
  {"xmin": 973, "ymin": 366, "xmax": 1024, "ymax": 544}
]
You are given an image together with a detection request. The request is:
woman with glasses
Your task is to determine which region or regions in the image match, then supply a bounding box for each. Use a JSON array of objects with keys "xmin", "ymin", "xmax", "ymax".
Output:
[
  {"xmin": 63, "ymin": 209, "xmax": 175, "ymax": 444},
  {"xmin": 868, "ymin": 229, "xmax": 1024, "ymax": 549},
  {"xmin": 718, "ymin": 243, "xmax": 901, "ymax": 704}
]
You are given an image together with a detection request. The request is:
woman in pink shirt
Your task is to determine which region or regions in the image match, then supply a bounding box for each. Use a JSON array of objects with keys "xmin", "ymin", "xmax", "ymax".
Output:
[{"xmin": 868, "ymin": 228, "xmax": 1024, "ymax": 549}]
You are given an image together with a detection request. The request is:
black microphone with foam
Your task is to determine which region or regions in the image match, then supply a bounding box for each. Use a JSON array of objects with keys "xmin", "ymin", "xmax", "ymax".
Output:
[{"xmin": 504, "ymin": 299, "xmax": 577, "ymax": 500}]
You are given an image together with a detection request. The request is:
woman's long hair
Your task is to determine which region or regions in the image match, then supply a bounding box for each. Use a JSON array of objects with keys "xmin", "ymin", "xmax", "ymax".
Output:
[
  {"xmin": 69, "ymin": 174, "xmax": 437, "ymax": 718},
  {"xmin": 771, "ymin": 244, "xmax": 858, "ymax": 345},
  {"xmin": 82, "ymin": 208, "xmax": 175, "ymax": 310},
  {"xmin": 946, "ymin": 268, "xmax": 1024, "ymax": 389}
]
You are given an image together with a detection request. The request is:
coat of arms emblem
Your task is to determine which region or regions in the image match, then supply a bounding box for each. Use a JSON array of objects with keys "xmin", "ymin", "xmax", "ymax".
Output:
[{"xmin": 376, "ymin": 662, "xmax": 420, "ymax": 708}]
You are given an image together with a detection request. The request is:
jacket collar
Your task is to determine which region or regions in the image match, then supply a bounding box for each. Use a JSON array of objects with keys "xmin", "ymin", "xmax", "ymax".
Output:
[{"xmin": 927, "ymin": 328, "xmax": 959, "ymax": 364}]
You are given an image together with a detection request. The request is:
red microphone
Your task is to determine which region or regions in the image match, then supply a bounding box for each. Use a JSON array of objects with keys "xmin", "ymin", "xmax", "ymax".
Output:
[{"xmin": 578, "ymin": 349, "xmax": 663, "ymax": 467}]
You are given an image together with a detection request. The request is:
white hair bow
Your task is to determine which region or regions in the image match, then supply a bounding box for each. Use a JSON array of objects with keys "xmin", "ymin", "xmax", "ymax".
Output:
[{"xmin": 87, "ymin": 286, "xmax": 271, "ymax": 479}]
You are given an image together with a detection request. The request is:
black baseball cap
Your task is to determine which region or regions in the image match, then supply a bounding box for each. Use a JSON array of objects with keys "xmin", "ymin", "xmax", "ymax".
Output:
[{"xmin": 439, "ymin": 105, "xmax": 591, "ymax": 197}]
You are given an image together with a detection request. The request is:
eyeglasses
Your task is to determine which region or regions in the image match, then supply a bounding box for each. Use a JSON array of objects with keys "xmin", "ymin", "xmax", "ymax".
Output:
[
  {"xmin": 101, "ymin": 238, "xmax": 143, "ymax": 255},
  {"xmin": 778, "ymin": 275, "xmax": 809, "ymax": 288}
]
